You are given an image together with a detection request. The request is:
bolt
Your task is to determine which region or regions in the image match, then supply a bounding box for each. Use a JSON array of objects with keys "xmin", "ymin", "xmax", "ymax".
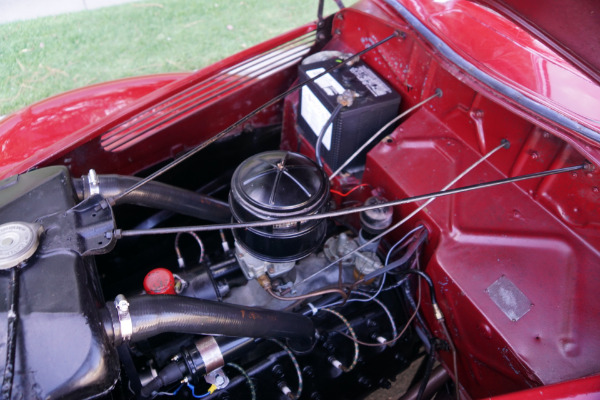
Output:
[
  {"xmin": 394, "ymin": 353, "xmax": 406, "ymax": 363},
  {"xmin": 302, "ymin": 366, "xmax": 314, "ymax": 378},
  {"xmin": 379, "ymin": 378, "xmax": 392, "ymax": 389},
  {"xmin": 357, "ymin": 375, "xmax": 372, "ymax": 387},
  {"xmin": 272, "ymin": 364, "xmax": 284, "ymax": 378},
  {"xmin": 215, "ymin": 374, "xmax": 225, "ymax": 386}
]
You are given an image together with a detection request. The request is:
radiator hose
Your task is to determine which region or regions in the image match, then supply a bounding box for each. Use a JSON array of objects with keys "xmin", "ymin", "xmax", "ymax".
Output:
[
  {"xmin": 73, "ymin": 172, "xmax": 231, "ymax": 223},
  {"xmin": 105, "ymin": 295, "xmax": 315, "ymax": 345}
]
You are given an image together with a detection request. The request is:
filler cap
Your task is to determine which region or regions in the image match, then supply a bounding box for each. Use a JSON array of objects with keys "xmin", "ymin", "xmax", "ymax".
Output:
[
  {"xmin": 0, "ymin": 222, "xmax": 42, "ymax": 270},
  {"xmin": 144, "ymin": 268, "xmax": 176, "ymax": 295}
]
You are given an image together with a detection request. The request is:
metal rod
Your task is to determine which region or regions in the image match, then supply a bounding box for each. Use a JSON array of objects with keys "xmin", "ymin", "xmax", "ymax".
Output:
[
  {"xmin": 2, "ymin": 267, "xmax": 20, "ymax": 400},
  {"xmin": 109, "ymin": 31, "xmax": 401, "ymax": 203},
  {"xmin": 329, "ymin": 89, "xmax": 442, "ymax": 180},
  {"xmin": 116, "ymin": 163, "xmax": 586, "ymax": 238}
]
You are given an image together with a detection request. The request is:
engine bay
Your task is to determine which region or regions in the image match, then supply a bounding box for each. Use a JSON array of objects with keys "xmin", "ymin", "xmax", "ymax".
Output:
[{"xmin": 0, "ymin": 2, "xmax": 599, "ymax": 400}]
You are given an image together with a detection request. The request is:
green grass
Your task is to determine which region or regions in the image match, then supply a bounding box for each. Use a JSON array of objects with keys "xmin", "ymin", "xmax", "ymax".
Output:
[{"xmin": 0, "ymin": 0, "xmax": 337, "ymax": 115}]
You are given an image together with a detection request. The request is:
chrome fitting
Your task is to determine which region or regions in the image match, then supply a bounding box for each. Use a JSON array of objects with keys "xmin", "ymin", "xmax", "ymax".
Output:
[
  {"xmin": 114, "ymin": 294, "xmax": 133, "ymax": 342},
  {"xmin": 87, "ymin": 169, "xmax": 100, "ymax": 196}
]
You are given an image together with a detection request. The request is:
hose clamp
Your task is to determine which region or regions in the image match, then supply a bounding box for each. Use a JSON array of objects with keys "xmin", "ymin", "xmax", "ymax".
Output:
[
  {"xmin": 88, "ymin": 169, "xmax": 100, "ymax": 196},
  {"xmin": 114, "ymin": 294, "xmax": 133, "ymax": 342},
  {"xmin": 195, "ymin": 336, "xmax": 224, "ymax": 374}
]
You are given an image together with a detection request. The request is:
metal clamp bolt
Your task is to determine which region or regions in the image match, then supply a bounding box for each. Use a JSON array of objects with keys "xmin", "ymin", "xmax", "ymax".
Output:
[
  {"xmin": 88, "ymin": 169, "xmax": 100, "ymax": 196},
  {"xmin": 114, "ymin": 294, "xmax": 133, "ymax": 342}
]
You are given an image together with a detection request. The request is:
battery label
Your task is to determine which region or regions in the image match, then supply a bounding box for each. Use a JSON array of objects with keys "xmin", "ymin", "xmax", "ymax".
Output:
[
  {"xmin": 306, "ymin": 68, "xmax": 345, "ymax": 97},
  {"xmin": 301, "ymin": 86, "xmax": 333, "ymax": 150},
  {"xmin": 349, "ymin": 65, "xmax": 391, "ymax": 97}
]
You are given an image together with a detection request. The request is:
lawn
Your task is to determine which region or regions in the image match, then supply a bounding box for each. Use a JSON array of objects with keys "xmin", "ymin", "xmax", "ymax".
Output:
[{"xmin": 0, "ymin": 0, "xmax": 337, "ymax": 115}]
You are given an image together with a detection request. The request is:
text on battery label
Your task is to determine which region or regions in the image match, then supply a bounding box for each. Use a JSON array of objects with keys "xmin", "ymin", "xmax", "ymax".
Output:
[
  {"xmin": 301, "ymin": 87, "xmax": 333, "ymax": 150},
  {"xmin": 306, "ymin": 68, "xmax": 345, "ymax": 96},
  {"xmin": 349, "ymin": 65, "xmax": 391, "ymax": 97}
]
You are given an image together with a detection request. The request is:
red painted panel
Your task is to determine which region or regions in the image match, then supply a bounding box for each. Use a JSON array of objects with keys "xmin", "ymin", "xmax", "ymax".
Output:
[
  {"xmin": 363, "ymin": 107, "xmax": 600, "ymax": 396},
  {"xmin": 0, "ymin": 74, "xmax": 185, "ymax": 179},
  {"xmin": 485, "ymin": 373, "xmax": 600, "ymax": 400}
]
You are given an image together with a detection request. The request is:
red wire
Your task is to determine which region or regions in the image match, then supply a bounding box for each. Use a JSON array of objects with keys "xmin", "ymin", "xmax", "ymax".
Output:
[{"xmin": 330, "ymin": 184, "xmax": 370, "ymax": 197}]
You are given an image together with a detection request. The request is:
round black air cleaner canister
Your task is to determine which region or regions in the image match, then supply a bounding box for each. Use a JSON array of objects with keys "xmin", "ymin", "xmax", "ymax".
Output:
[{"xmin": 229, "ymin": 151, "xmax": 330, "ymax": 262}]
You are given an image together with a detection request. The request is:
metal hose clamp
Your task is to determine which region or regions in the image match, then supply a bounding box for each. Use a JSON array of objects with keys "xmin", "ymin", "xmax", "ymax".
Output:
[
  {"xmin": 114, "ymin": 294, "xmax": 133, "ymax": 342},
  {"xmin": 88, "ymin": 169, "xmax": 100, "ymax": 196}
]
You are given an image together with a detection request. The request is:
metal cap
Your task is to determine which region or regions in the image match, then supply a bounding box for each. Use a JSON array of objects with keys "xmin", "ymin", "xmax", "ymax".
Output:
[
  {"xmin": 360, "ymin": 196, "xmax": 393, "ymax": 235},
  {"xmin": 143, "ymin": 268, "xmax": 176, "ymax": 295},
  {"xmin": 0, "ymin": 222, "xmax": 42, "ymax": 270}
]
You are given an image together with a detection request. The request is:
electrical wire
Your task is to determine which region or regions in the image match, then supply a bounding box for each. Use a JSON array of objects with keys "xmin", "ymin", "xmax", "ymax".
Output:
[
  {"xmin": 109, "ymin": 32, "xmax": 401, "ymax": 203},
  {"xmin": 336, "ymin": 277, "xmax": 422, "ymax": 347},
  {"xmin": 186, "ymin": 383, "xmax": 213, "ymax": 399},
  {"xmin": 329, "ymin": 89, "xmax": 442, "ymax": 180},
  {"xmin": 175, "ymin": 231, "xmax": 222, "ymax": 301},
  {"xmin": 385, "ymin": 225, "xmax": 425, "ymax": 265},
  {"xmin": 291, "ymin": 139, "xmax": 510, "ymax": 290},
  {"xmin": 354, "ymin": 292, "xmax": 398, "ymax": 344},
  {"xmin": 226, "ymin": 363, "xmax": 256, "ymax": 400},
  {"xmin": 270, "ymin": 339, "xmax": 303, "ymax": 399},
  {"xmin": 330, "ymin": 183, "xmax": 371, "ymax": 197},
  {"xmin": 266, "ymin": 286, "xmax": 348, "ymax": 302},
  {"xmin": 116, "ymin": 163, "xmax": 585, "ymax": 239},
  {"xmin": 318, "ymin": 225, "xmax": 424, "ymax": 307},
  {"xmin": 316, "ymin": 103, "xmax": 343, "ymax": 168},
  {"xmin": 320, "ymin": 308, "xmax": 360, "ymax": 372},
  {"xmin": 440, "ymin": 318, "xmax": 460, "ymax": 400},
  {"xmin": 153, "ymin": 384, "xmax": 183, "ymax": 397}
]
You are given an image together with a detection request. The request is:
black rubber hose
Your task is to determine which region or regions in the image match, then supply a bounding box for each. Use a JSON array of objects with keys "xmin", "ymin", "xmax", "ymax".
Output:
[
  {"xmin": 105, "ymin": 295, "xmax": 315, "ymax": 345},
  {"xmin": 140, "ymin": 362, "xmax": 186, "ymax": 398},
  {"xmin": 73, "ymin": 174, "xmax": 231, "ymax": 223},
  {"xmin": 416, "ymin": 341, "xmax": 437, "ymax": 400}
]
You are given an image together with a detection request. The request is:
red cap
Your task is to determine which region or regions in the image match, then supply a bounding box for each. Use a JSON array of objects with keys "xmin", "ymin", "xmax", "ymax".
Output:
[{"xmin": 143, "ymin": 268, "xmax": 176, "ymax": 295}]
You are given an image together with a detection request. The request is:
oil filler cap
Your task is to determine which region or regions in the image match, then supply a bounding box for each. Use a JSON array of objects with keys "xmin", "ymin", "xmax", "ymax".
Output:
[
  {"xmin": 144, "ymin": 268, "xmax": 176, "ymax": 295},
  {"xmin": 0, "ymin": 222, "xmax": 42, "ymax": 270}
]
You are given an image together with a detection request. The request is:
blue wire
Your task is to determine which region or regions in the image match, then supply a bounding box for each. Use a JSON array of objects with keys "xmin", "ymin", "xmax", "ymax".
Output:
[
  {"xmin": 172, "ymin": 384, "xmax": 183, "ymax": 395},
  {"xmin": 315, "ymin": 225, "xmax": 425, "ymax": 311},
  {"xmin": 187, "ymin": 383, "xmax": 210, "ymax": 399}
]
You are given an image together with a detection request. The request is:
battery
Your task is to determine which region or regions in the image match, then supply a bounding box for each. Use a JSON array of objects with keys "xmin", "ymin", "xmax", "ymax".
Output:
[{"xmin": 298, "ymin": 57, "xmax": 401, "ymax": 171}]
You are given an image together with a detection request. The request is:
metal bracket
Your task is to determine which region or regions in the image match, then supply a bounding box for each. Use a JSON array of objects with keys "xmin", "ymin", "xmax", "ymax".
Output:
[
  {"xmin": 37, "ymin": 194, "xmax": 117, "ymax": 256},
  {"xmin": 204, "ymin": 368, "xmax": 229, "ymax": 390}
]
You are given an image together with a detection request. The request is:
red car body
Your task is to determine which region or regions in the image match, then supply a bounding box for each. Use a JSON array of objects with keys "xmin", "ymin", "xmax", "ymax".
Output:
[{"xmin": 1, "ymin": 1, "xmax": 599, "ymax": 399}]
